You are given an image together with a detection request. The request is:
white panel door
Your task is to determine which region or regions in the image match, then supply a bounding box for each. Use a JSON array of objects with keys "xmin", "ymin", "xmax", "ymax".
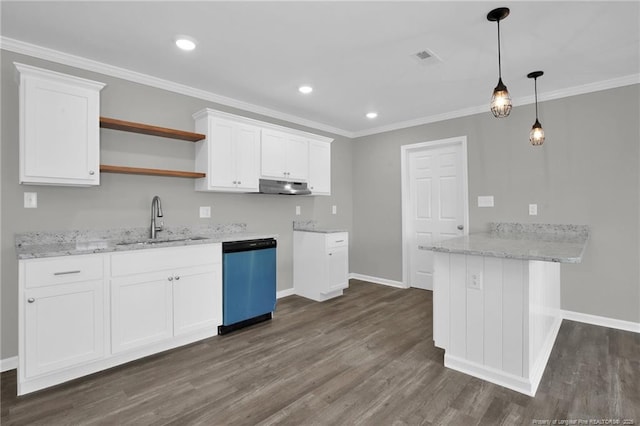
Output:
[
  {"xmin": 173, "ymin": 265, "xmax": 222, "ymax": 336},
  {"xmin": 209, "ymin": 119, "xmax": 235, "ymax": 188},
  {"xmin": 308, "ymin": 140, "xmax": 331, "ymax": 195},
  {"xmin": 286, "ymin": 135, "xmax": 309, "ymax": 181},
  {"xmin": 111, "ymin": 272, "xmax": 173, "ymax": 353},
  {"xmin": 234, "ymin": 124, "xmax": 260, "ymax": 191},
  {"xmin": 325, "ymin": 246, "xmax": 349, "ymax": 294},
  {"xmin": 261, "ymin": 129, "xmax": 288, "ymax": 179},
  {"xmin": 405, "ymin": 141, "xmax": 466, "ymax": 290},
  {"xmin": 24, "ymin": 280, "xmax": 104, "ymax": 378}
]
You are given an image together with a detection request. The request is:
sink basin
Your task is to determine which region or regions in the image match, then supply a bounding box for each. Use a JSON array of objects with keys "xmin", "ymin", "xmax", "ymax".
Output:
[{"xmin": 116, "ymin": 236, "xmax": 209, "ymax": 246}]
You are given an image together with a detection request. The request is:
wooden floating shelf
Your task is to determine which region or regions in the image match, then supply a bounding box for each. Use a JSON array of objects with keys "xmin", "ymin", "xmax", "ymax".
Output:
[
  {"xmin": 100, "ymin": 165, "xmax": 206, "ymax": 179},
  {"xmin": 100, "ymin": 117, "xmax": 205, "ymax": 142}
]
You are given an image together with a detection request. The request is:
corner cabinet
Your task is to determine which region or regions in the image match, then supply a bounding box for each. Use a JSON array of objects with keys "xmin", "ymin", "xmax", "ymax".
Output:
[
  {"xmin": 293, "ymin": 231, "xmax": 349, "ymax": 301},
  {"xmin": 15, "ymin": 62, "xmax": 106, "ymax": 186},
  {"xmin": 18, "ymin": 243, "xmax": 222, "ymax": 396},
  {"xmin": 193, "ymin": 108, "xmax": 333, "ymax": 195},
  {"xmin": 193, "ymin": 110, "xmax": 260, "ymax": 192}
]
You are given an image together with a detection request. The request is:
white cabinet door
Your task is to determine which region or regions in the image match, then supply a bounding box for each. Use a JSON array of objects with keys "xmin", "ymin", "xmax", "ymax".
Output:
[
  {"xmin": 209, "ymin": 119, "xmax": 236, "ymax": 189},
  {"xmin": 234, "ymin": 124, "xmax": 260, "ymax": 191},
  {"xmin": 111, "ymin": 271, "xmax": 173, "ymax": 353},
  {"xmin": 24, "ymin": 280, "xmax": 104, "ymax": 378},
  {"xmin": 16, "ymin": 63, "xmax": 105, "ymax": 186},
  {"xmin": 326, "ymin": 246, "xmax": 349, "ymax": 294},
  {"xmin": 173, "ymin": 264, "xmax": 222, "ymax": 336},
  {"xmin": 286, "ymin": 135, "xmax": 309, "ymax": 181},
  {"xmin": 308, "ymin": 140, "xmax": 331, "ymax": 195},
  {"xmin": 261, "ymin": 129, "xmax": 288, "ymax": 179}
]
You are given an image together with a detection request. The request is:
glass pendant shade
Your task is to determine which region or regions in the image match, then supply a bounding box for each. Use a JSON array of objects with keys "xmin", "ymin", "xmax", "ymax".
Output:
[
  {"xmin": 490, "ymin": 78, "xmax": 512, "ymax": 118},
  {"xmin": 529, "ymin": 119, "xmax": 545, "ymax": 146}
]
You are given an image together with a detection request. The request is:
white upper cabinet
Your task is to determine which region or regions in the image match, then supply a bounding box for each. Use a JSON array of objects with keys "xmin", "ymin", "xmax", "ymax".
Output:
[
  {"xmin": 261, "ymin": 129, "xmax": 309, "ymax": 181},
  {"xmin": 16, "ymin": 63, "xmax": 105, "ymax": 186},
  {"xmin": 194, "ymin": 111, "xmax": 260, "ymax": 192},
  {"xmin": 308, "ymin": 140, "xmax": 331, "ymax": 195},
  {"xmin": 193, "ymin": 108, "xmax": 332, "ymax": 194}
]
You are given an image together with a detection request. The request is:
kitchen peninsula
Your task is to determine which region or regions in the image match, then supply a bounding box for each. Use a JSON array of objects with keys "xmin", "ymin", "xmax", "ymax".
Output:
[{"xmin": 420, "ymin": 223, "xmax": 589, "ymax": 396}]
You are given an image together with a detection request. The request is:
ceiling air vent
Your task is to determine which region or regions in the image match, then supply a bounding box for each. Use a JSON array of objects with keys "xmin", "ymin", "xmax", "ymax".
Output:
[{"xmin": 411, "ymin": 49, "xmax": 442, "ymax": 66}]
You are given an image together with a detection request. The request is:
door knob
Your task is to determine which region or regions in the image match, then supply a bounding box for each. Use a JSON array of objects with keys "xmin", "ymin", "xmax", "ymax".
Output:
[{"xmin": 457, "ymin": 225, "xmax": 464, "ymax": 230}]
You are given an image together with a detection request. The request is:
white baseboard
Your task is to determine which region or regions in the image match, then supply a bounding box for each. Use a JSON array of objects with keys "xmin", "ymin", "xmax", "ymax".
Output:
[
  {"xmin": 349, "ymin": 273, "xmax": 406, "ymax": 289},
  {"xmin": 1, "ymin": 356, "xmax": 18, "ymax": 372},
  {"xmin": 277, "ymin": 288, "xmax": 295, "ymax": 299},
  {"xmin": 562, "ymin": 310, "xmax": 640, "ymax": 333}
]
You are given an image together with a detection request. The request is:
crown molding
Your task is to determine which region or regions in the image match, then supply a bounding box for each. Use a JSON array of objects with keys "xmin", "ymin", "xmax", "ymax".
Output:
[
  {"xmin": 0, "ymin": 37, "xmax": 353, "ymax": 138},
  {"xmin": 351, "ymin": 73, "xmax": 640, "ymax": 138},
  {"xmin": 2, "ymin": 36, "xmax": 638, "ymax": 140}
]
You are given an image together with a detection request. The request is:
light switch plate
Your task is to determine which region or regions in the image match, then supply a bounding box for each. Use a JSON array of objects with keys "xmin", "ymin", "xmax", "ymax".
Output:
[
  {"xmin": 478, "ymin": 196, "xmax": 494, "ymax": 207},
  {"xmin": 332, "ymin": 205, "xmax": 337, "ymax": 215},
  {"xmin": 529, "ymin": 204, "xmax": 538, "ymax": 216},
  {"xmin": 199, "ymin": 206, "xmax": 211, "ymax": 218},
  {"xmin": 295, "ymin": 206, "xmax": 301, "ymax": 216},
  {"xmin": 24, "ymin": 192, "xmax": 37, "ymax": 208}
]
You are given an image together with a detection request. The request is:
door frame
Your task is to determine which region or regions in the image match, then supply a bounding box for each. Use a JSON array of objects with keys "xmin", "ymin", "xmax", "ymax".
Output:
[{"xmin": 400, "ymin": 136, "xmax": 469, "ymax": 289}]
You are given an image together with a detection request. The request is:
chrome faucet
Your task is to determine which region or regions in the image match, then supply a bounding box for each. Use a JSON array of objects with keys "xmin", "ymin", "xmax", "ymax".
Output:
[{"xmin": 150, "ymin": 196, "xmax": 164, "ymax": 239}]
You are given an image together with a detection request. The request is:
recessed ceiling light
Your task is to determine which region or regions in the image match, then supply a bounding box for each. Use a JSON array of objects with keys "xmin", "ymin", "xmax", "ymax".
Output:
[
  {"xmin": 298, "ymin": 85, "xmax": 313, "ymax": 94},
  {"xmin": 366, "ymin": 112, "xmax": 378, "ymax": 119},
  {"xmin": 175, "ymin": 36, "xmax": 196, "ymax": 51}
]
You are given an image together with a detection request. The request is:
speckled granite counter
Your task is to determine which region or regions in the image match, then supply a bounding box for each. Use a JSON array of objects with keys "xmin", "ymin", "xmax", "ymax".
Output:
[
  {"xmin": 419, "ymin": 223, "xmax": 589, "ymax": 263},
  {"xmin": 15, "ymin": 224, "xmax": 277, "ymax": 259},
  {"xmin": 292, "ymin": 220, "xmax": 348, "ymax": 234}
]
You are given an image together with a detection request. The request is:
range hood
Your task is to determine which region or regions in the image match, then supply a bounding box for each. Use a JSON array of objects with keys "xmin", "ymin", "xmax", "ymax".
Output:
[{"xmin": 259, "ymin": 179, "xmax": 311, "ymax": 195}]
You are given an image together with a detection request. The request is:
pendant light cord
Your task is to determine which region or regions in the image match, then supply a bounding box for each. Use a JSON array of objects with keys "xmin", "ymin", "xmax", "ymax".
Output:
[
  {"xmin": 497, "ymin": 19, "xmax": 502, "ymax": 79},
  {"xmin": 534, "ymin": 78, "xmax": 539, "ymax": 119}
]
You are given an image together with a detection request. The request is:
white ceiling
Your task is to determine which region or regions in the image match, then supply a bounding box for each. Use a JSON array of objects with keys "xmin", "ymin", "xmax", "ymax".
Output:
[{"xmin": 2, "ymin": 1, "xmax": 639, "ymax": 137}]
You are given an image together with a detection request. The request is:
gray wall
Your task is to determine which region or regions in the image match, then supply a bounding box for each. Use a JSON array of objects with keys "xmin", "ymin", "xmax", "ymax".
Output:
[
  {"xmin": 352, "ymin": 84, "xmax": 640, "ymax": 324},
  {"xmin": 1, "ymin": 50, "xmax": 353, "ymax": 359}
]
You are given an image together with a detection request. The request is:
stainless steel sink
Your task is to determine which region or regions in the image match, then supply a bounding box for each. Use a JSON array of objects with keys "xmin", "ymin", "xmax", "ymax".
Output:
[{"xmin": 116, "ymin": 236, "xmax": 209, "ymax": 246}]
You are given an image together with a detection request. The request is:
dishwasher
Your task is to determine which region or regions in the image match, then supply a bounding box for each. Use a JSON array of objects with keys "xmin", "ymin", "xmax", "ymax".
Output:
[{"xmin": 219, "ymin": 238, "xmax": 277, "ymax": 335}]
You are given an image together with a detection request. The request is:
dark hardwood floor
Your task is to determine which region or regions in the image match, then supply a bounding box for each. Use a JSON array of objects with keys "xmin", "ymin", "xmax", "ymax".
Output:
[{"xmin": 2, "ymin": 280, "xmax": 639, "ymax": 425}]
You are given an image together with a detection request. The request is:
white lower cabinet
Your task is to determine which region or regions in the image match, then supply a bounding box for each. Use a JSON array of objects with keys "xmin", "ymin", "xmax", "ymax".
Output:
[
  {"xmin": 111, "ymin": 271, "xmax": 173, "ymax": 353},
  {"xmin": 24, "ymin": 279, "xmax": 105, "ymax": 378},
  {"xmin": 18, "ymin": 243, "xmax": 222, "ymax": 395},
  {"xmin": 293, "ymin": 231, "xmax": 349, "ymax": 302}
]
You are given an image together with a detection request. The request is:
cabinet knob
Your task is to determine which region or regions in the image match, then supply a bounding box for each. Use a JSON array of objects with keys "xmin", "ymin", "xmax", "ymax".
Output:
[
  {"xmin": 174, "ymin": 275, "xmax": 180, "ymax": 281},
  {"xmin": 328, "ymin": 253, "xmax": 333, "ymax": 256},
  {"xmin": 457, "ymin": 225, "xmax": 464, "ymax": 230},
  {"xmin": 27, "ymin": 298, "xmax": 35, "ymax": 303},
  {"xmin": 237, "ymin": 181, "xmax": 241, "ymax": 185},
  {"xmin": 232, "ymin": 181, "xmax": 237, "ymax": 184},
  {"xmin": 89, "ymin": 170, "xmax": 95, "ymax": 175},
  {"xmin": 168, "ymin": 276, "xmax": 174, "ymax": 281}
]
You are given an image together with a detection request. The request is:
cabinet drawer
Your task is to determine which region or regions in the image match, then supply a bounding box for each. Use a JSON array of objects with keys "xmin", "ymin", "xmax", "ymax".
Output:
[
  {"xmin": 326, "ymin": 233, "xmax": 348, "ymax": 249},
  {"xmin": 24, "ymin": 255, "xmax": 104, "ymax": 288},
  {"xmin": 111, "ymin": 244, "xmax": 221, "ymax": 277}
]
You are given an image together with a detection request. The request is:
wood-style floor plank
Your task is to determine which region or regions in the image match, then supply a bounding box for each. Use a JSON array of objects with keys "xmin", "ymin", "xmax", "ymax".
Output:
[{"xmin": 2, "ymin": 280, "xmax": 638, "ymax": 425}]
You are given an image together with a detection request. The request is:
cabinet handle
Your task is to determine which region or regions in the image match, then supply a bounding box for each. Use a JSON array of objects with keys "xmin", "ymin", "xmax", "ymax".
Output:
[
  {"xmin": 27, "ymin": 298, "xmax": 35, "ymax": 303},
  {"xmin": 89, "ymin": 170, "xmax": 95, "ymax": 175},
  {"xmin": 168, "ymin": 276, "xmax": 174, "ymax": 281},
  {"xmin": 335, "ymin": 240, "xmax": 344, "ymax": 243},
  {"xmin": 54, "ymin": 270, "xmax": 81, "ymax": 276},
  {"xmin": 174, "ymin": 275, "xmax": 180, "ymax": 281}
]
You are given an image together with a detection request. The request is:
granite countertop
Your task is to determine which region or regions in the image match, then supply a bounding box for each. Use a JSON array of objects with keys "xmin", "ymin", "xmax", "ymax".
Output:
[
  {"xmin": 292, "ymin": 220, "xmax": 348, "ymax": 234},
  {"xmin": 15, "ymin": 224, "xmax": 277, "ymax": 259},
  {"xmin": 419, "ymin": 223, "xmax": 590, "ymax": 263}
]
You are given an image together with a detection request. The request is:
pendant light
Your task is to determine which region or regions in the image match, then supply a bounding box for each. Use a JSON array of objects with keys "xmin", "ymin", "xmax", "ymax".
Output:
[
  {"xmin": 487, "ymin": 7, "xmax": 512, "ymax": 118},
  {"xmin": 527, "ymin": 71, "xmax": 545, "ymax": 146}
]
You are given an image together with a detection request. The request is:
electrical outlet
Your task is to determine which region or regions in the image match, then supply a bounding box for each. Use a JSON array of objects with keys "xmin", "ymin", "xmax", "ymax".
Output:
[
  {"xmin": 199, "ymin": 206, "xmax": 211, "ymax": 218},
  {"xmin": 529, "ymin": 204, "xmax": 538, "ymax": 216},
  {"xmin": 295, "ymin": 206, "xmax": 301, "ymax": 216},
  {"xmin": 24, "ymin": 192, "xmax": 37, "ymax": 208},
  {"xmin": 467, "ymin": 271, "xmax": 483, "ymax": 290},
  {"xmin": 332, "ymin": 205, "xmax": 337, "ymax": 215}
]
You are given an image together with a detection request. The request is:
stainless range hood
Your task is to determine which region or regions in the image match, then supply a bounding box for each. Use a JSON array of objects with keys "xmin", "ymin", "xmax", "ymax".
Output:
[{"xmin": 259, "ymin": 179, "xmax": 311, "ymax": 195}]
